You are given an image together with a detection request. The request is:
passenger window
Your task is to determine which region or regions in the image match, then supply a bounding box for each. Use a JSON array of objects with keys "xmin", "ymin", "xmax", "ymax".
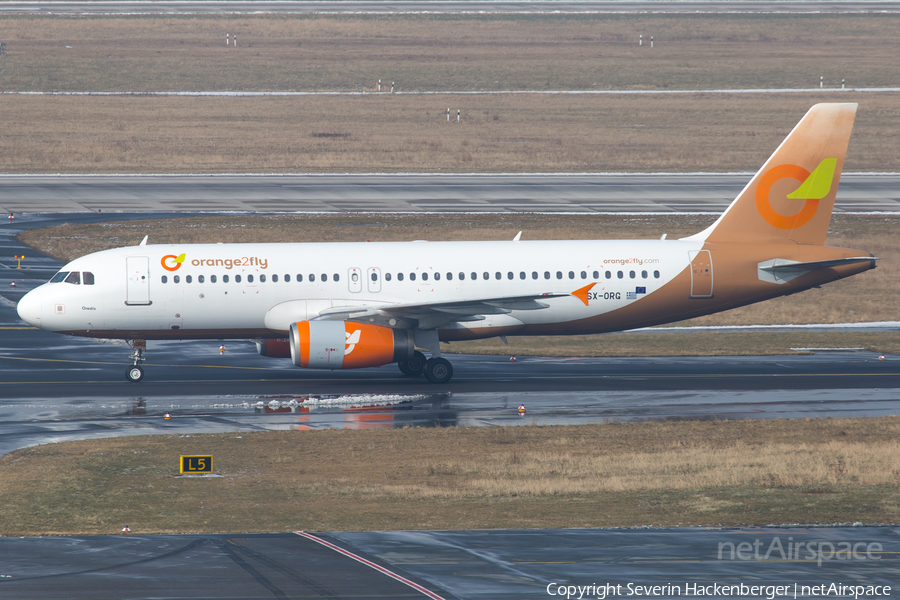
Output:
[
  {"xmin": 446, "ymin": 272, "xmax": 453, "ymax": 281},
  {"xmin": 174, "ymin": 275, "xmax": 181, "ymax": 284},
  {"xmin": 247, "ymin": 275, "xmax": 254, "ymax": 283},
  {"xmin": 568, "ymin": 271, "xmax": 575, "ymax": 280},
  {"xmin": 186, "ymin": 275, "xmax": 193, "ymax": 284},
  {"xmin": 309, "ymin": 274, "xmax": 315, "ymax": 282},
  {"xmin": 580, "ymin": 271, "xmax": 587, "ymax": 280},
  {"xmin": 654, "ymin": 270, "xmax": 660, "ymax": 279},
  {"xmin": 235, "ymin": 275, "xmax": 242, "ymax": 283},
  {"xmin": 422, "ymin": 272, "xmax": 429, "ymax": 281},
  {"xmin": 260, "ymin": 274, "xmax": 266, "ymax": 283},
  {"xmin": 161, "ymin": 275, "xmax": 168, "ymax": 284},
  {"xmin": 641, "ymin": 270, "xmax": 648, "ymax": 279},
  {"xmin": 507, "ymin": 272, "xmax": 514, "ymax": 280},
  {"xmin": 459, "ymin": 272, "xmax": 465, "ymax": 280},
  {"xmin": 519, "ymin": 272, "xmax": 526, "ymax": 280},
  {"xmin": 495, "ymin": 272, "xmax": 501, "ymax": 280},
  {"xmin": 385, "ymin": 273, "xmax": 392, "ymax": 282},
  {"xmin": 334, "ymin": 274, "xmax": 340, "ymax": 282},
  {"xmin": 532, "ymin": 271, "xmax": 538, "ymax": 280},
  {"xmin": 556, "ymin": 271, "xmax": 562, "ymax": 280},
  {"xmin": 285, "ymin": 274, "xmax": 291, "ymax": 282},
  {"xmin": 398, "ymin": 273, "xmax": 404, "ymax": 281},
  {"xmin": 297, "ymin": 274, "xmax": 303, "ymax": 282},
  {"xmin": 544, "ymin": 271, "xmax": 550, "ymax": 280},
  {"xmin": 371, "ymin": 272, "xmax": 378, "ymax": 281},
  {"xmin": 617, "ymin": 271, "xmax": 624, "ymax": 279},
  {"xmin": 198, "ymin": 275, "xmax": 205, "ymax": 283},
  {"xmin": 410, "ymin": 273, "xmax": 417, "ymax": 281},
  {"xmin": 352, "ymin": 272, "xmax": 359, "ymax": 282},
  {"xmin": 605, "ymin": 271, "xmax": 612, "ymax": 279},
  {"xmin": 272, "ymin": 274, "xmax": 278, "ymax": 283},
  {"xmin": 483, "ymin": 272, "xmax": 489, "ymax": 280},
  {"xmin": 50, "ymin": 271, "xmax": 69, "ymax": 283},
  {"xmin": 211, "ymin": 275, "xmax": 217, "ymax": 283},
  {"xmin": 223, "ymin": 274, "xmax": 229, "ymax": 283},
  {"xmin": 64, "ymin": 272, "xmax": 81, "ymax": 285},
  {"xmin": 629, "ymin": 271, "xmax": 635, "ymax": 279},
  {"xmin": 593, "ymin": 271, "xmax": 599, "ymax": 279},
  {"xmin": 470, "ymin": 272, "xmax": 476, "ymax": 281},
  {"xmin": 83, "ymin": 272, "xmax": 95, "ymax": 285},
  {"xmin": 434, "ymin": 272, "xmax": 440, "ymax": 281}
]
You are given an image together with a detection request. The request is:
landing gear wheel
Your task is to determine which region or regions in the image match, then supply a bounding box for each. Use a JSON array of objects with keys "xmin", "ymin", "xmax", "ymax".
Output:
[
  {"xmin": 398, "ymin": 351, "xmax": 427, "ymax": 377},
  {"xmin": 126, "ymin": 366, "xmax": 144, "ymax": 383},
  {"xmin": 424, "ymin": 357, "xmax": 453, "ymax": 384}
]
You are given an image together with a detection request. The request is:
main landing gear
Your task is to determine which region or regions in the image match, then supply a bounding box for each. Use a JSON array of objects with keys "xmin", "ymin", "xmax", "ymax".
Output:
[
  {"xmin": 126, "ymin": 339, "xmax": 146, "ymax": 383},
  {"xmin": 397, "ymin": 350, "xmax": 454, "ymax": 384}
]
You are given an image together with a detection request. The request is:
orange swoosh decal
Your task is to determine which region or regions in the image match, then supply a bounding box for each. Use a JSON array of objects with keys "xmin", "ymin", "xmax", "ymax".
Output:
[{"xmin": 571, "ymin": 283, "xmax": 596, "ymax": 306}]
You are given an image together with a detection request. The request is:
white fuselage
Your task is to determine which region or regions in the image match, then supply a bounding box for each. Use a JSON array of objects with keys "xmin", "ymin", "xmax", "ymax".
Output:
[{"xmin": 17, "ymin": 238, "xmax": 693, "ymax": 340}]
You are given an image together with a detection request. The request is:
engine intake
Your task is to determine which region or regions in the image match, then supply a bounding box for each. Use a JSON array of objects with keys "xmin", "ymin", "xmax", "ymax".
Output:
[{"xmin": 289, "ymin": 321, "xmax": 414, "ymax": 370}]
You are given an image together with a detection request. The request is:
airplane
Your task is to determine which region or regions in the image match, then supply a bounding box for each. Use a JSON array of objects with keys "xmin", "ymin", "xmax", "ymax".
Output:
[{"xmin": 16, "ymin": 103, "xmax": 876, "ymax": 384}]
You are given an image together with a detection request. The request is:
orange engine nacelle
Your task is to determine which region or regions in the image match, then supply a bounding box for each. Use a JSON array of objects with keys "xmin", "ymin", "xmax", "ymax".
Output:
[
  {"xmin": 256, "ymin": 338, "xmax": 292, "ymax": 358},
  {"xmin": 289, "ymin": 321, "xmax": 414, "ymax": 370}
]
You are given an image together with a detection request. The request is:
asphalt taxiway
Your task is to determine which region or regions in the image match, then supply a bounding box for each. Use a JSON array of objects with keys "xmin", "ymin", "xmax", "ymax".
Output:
[
  {"xmin": 3, "ymin": 0, "xmax": 899, "ymax": 15},
  {"xmin": 1, "ymin": 528, "xmax": 897, "ymax": 600},
  {"xmin": 3, "ymin": 173, "xmax": 900, "ymax": 214}
]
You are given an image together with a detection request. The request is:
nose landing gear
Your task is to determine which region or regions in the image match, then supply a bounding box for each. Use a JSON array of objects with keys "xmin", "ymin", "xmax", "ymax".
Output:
[{"xmin": 126, "ymin": 339, "xmax": 146, "ymax": 382}]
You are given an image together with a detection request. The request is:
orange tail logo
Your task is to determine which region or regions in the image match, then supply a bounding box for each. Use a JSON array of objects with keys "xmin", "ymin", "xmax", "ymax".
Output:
[{"xmin": 756, "ymin": 159, "xmax": 836, "ymax": 230}]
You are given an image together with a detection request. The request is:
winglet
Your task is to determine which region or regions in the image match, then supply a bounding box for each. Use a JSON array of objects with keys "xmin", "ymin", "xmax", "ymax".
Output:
[
  {"xmin": 139, "ymin": 235, "xmax": 148, "ymax": 246},
  {"xmin": 571, "ymin": 283, "xmax": 596, "ymax": 306}
]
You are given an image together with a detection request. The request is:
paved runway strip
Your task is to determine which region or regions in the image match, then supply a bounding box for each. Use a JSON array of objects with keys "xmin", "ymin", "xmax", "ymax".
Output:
[
  {"xmin": 0, "ymin": 528, "xmax": 895, "ymax": 599},
  {"xmin": 2, "ymin": 173, "xmax": 899, "ymax": 214}
]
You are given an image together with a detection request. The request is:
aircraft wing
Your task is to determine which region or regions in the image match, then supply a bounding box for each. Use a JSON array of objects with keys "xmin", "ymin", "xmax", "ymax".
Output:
[{"xmin": 314, "ymin": 284, "xmax": 596, "ymax": 329}]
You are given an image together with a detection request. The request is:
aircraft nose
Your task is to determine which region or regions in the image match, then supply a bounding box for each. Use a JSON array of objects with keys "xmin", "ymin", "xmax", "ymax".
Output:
[{"xmin": 16, "ymin": 288, "xmax": 42, "ymax": 327}]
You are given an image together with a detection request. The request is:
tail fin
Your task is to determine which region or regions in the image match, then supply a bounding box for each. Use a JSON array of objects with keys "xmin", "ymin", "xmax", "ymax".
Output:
[{"xmin": 687, "ymin": 103, "xmax": 857, "ymax": 246}]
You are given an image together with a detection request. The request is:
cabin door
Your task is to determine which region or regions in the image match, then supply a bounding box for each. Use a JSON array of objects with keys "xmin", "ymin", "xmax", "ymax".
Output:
[
  {"xmin": 125, "ymin": 256, "xmax": 152, "ymax": 305},
  {"xmin": 689, "ymin": 250, "xmax": 714, "ymax": 298}
]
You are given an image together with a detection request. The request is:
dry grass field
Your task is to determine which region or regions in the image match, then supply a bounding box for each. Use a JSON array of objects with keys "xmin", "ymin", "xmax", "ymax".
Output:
[
  {"xmin": 1, "ymin": 417, "xmax": 897, "ymax": 534},
  {"xmin": 1, "ymin": 15, "xmax": 898, "ymax": 92},
  {"xmin": 1, "ymin": 15, "xmax": 899, "ymax": 173},
  {"xmin": 3, "ymin": 92, "xmax": 899, "ymax": 174}
]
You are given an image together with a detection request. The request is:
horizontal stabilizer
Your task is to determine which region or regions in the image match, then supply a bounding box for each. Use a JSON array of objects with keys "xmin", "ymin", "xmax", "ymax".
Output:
[{"xmin": 758, "ymin": 256, "xmax": 875, "ymax": 284}]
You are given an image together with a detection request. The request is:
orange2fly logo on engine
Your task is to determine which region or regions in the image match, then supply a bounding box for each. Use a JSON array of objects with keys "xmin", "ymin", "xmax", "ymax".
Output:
[
  {"xmin": 161, "ymin": 253, "xmax": 186, "ymax": 272},
  {"xmin": 755, "ymin": 158, "xmax": 837, "ymax": 230}
]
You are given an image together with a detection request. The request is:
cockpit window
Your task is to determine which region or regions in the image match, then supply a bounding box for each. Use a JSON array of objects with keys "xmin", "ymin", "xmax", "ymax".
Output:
[
  {"xmin": 50, "ymin": 271, "xmax": 69, "ymax": 283},
  {"xmin": 83, "ymin": 272, "xmax": 95, "ymax": 285},
  {"xmin": 64, "ymin": 272, "xmax": 81, "ymax": 285}
]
